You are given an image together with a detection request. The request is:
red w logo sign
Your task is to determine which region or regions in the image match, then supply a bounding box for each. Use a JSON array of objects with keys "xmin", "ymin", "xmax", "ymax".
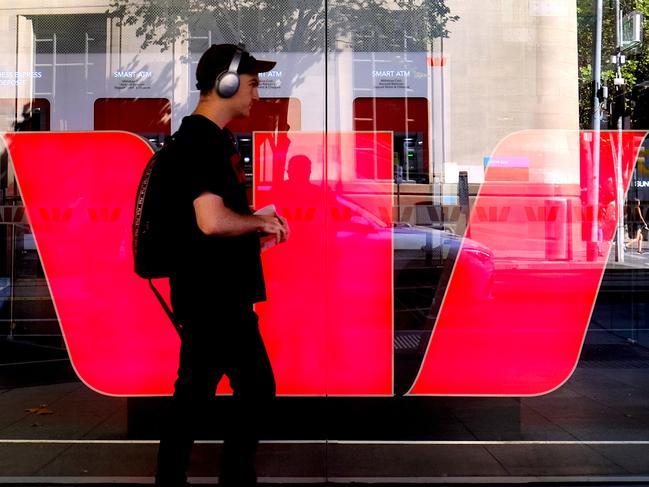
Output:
[{"xmin": 1, "ymin": 130, "xmax": 642, "ymax": 396}]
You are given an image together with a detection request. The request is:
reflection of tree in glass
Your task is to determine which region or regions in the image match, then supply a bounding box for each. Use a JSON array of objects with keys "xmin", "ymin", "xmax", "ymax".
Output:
[
  {"xmin": 106, "ymin": 0, "xmax": 458, "ymax": 54},
  {"xmin": 577, "ymin": 0, "xmax": 649, "ymax": 129}
]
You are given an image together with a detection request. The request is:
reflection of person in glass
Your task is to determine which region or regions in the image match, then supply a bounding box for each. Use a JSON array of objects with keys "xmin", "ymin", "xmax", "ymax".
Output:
[
  {"xmin": 598, "ymin": 177, "xmax": 616, "ymax": 256},
  {"xmin": 155, "ymin": 44, "xmax": 289, "ymax": 487},
  {"xmin": 272, "ymin": 154, "xmax": 327, "ymax": 230},
  {"xmin": 284, "ymin": 154, "xmax": 322, "ymax": 201},
  {"xmin": 626, "ymin": 198, "xmax": 647, "ymax": 254}
]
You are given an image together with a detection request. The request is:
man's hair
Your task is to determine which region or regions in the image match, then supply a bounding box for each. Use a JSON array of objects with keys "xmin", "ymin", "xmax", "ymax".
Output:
[{"xmin": 195, "ymin": 44, "xmax": 276, "ymax": 96}]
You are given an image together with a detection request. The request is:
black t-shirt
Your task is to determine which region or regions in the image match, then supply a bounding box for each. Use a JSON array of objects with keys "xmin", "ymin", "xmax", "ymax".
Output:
[{"xmin": 169, "ymin": 115, "xmax": 265, "ymax": 307}]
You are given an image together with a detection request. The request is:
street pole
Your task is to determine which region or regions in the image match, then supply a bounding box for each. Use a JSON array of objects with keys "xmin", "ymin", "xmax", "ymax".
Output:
[
  {"xmin": 592, "ymin": 0, "xmax": 603, "ymax": 130},
  {"xmin": 614, "ymin": 0, "xmax": 626, "ymax": 262},
  {"xmin": 589, "ymin": 0, "xmax": 603, "ymax": 262}
]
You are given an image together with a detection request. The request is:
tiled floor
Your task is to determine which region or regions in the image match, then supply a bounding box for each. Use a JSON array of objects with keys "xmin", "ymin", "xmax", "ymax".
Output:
[
  {"xmin": 0, "ymin": 354, "xmax": 648, "ymax": 483},
  {"xmin": 0, "ymin": 256, "xmax": 648, "ymax": 483}
]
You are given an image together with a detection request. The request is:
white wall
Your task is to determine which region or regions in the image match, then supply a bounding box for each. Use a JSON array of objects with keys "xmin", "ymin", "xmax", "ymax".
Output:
[{"xmin": 444, "ymin": 0, "xmax": 579, "ymax": 183}]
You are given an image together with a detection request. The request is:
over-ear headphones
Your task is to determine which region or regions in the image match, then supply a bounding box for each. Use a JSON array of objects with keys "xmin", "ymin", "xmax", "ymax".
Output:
[{"xmin": 215, "ymin": 43, "xmax": 245, "ymax": 98}]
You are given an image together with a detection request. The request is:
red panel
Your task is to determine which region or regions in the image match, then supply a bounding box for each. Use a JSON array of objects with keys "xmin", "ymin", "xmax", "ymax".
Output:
[
  {"xmin": 409, "ymin": 130, "xmax": 645, "ymax": 396},
  {"xmin": 353, "ymin": 98, "xmax": 428, "ymax": 134},
  {"xmin": 227, "ymin": 98, "xmax": 300, "ymax": 133},
  {"xmin": 353, "ymin": 97, "xmax": 429, "ymax": 176},
  {"xmin": 3, "ymin": 130, "xmax": 393, "ymax": 396},
  {"xmin": 5, "ymin": 129, "xmax": 642, "ymax": 397},
  {"xmin": 486, "ymin": 167, "xmax": 529, "ymax": 182},
  {"xmin": 253, "ymin": 132, "xmax": 394, "ymax": 395},
  {"xmin": 94, "ymin": 98, "xmax": 171, "ymax": 136},
  {"xmin": 4, "ymin": 132, "xmax": 177, "ymax": 396}
]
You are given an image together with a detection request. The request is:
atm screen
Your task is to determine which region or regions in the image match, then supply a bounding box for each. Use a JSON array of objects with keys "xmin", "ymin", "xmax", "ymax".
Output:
[{"xmin": 353, "ymin": 97, "xmax": 429, "ymax": 184}]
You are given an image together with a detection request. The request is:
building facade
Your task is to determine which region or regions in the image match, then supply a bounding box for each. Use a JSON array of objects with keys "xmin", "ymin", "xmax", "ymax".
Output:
[{"xmin": 1, "ymin": 0, "xmax": 648, "ymax": 483}]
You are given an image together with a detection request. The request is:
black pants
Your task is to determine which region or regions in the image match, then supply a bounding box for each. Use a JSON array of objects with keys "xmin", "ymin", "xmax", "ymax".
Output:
[{"xmin": 155, "ymin": 298, "xmax": 276, "ymax": 486}]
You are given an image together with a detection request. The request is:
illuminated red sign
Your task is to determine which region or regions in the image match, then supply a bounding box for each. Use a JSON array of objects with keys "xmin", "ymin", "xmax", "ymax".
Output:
[
  {"xmin": 252, "ymin": 132, "xmax": 394, "ymax": 395},
  {"xmin": 1, "ymin": 130, "xmax": 643, "ymax": 396},
  {"xmin": 409, "ymin": 130, "xmax": 642, "ymax": 395}
]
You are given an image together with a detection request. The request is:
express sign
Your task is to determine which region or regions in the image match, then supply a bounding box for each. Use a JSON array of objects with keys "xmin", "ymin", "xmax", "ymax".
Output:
[{"xmin": 1, "ymin": 130, "xmax": 643, "ymax": 397}]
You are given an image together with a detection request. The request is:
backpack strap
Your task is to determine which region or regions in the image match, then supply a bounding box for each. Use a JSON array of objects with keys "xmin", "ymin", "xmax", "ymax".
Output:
[{"xmin": 148, "ymin": 279, "xmax": 182, "ymax": 336}]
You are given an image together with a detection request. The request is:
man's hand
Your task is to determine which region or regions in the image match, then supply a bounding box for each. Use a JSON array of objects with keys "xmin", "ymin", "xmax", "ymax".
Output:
[
  {"xmin": 194, "ymin": 193, "xmax": 291, "ymax": 245},
  {"xmin": 275, "ymin": 214, "xmax": 290, "ymax": 243},
  {"xmin": 257, "ymin": 214, "xmax": 289, "ymax": 244}
]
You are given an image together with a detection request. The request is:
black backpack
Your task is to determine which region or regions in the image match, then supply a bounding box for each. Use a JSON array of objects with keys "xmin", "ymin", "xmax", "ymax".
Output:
[{"xmin": 132, "ymin": 136, "xmax": 182, "ymax": 333}]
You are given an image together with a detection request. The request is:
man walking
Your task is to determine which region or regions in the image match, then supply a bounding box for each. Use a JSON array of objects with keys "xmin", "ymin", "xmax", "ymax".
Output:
[{"xmin": 155, "ymin": 43, "xmax": 288, "ymax": 486}]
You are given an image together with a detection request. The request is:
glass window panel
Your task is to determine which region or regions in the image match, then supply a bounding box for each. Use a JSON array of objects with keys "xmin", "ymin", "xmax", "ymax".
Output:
[{"xmin": 0, "ymin": 0, "xmax": 648, "ymax": 482}]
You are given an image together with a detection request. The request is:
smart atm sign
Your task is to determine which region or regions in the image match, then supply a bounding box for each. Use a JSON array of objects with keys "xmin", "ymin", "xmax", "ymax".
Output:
[{"xmin": 1, "ymin": 130, "xmax": 643, "ymax": 397}]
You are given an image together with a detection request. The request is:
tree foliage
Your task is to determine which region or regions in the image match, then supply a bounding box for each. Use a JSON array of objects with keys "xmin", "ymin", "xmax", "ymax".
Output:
[{"xmin": 107, "ymin": 0, "xmax": 458, "ymax": 53}]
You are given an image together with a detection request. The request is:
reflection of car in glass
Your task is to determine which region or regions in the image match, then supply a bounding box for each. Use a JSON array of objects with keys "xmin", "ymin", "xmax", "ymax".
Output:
[
  {"xmin": 333, "ymin": 194, "xmax": 493, "ymax": 300},
  {"xmin": 332, "ymin": 195, "xmax": 495, "ymax": 394},
  {"xmin": 392, "ymin": 225, "xmax": 495, "ymax": 395}
]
